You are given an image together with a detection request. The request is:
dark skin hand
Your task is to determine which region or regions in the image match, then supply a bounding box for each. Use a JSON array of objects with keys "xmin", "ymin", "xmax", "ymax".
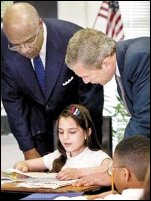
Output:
[{"xmin": 23, "ymin": 148, "xmax": 41, "ymax": 160}]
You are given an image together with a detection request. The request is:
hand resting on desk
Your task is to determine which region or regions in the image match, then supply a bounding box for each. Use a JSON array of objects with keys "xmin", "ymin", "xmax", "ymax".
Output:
[
  {"xmin": 14, "ymin": 161, "xmax": 29, "ymax": 172},
  {"xmin": 72, "ymin": 172, "xmax": 111, "ymax": 187},
  {"xmin": 57, "ymin": 168, "xmax": 80, "ymax": 180}
]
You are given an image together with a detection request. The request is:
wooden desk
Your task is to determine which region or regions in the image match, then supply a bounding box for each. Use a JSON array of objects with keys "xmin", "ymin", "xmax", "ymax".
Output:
[
  {"xmin": 1, "ymin": 181, "xmax": 99, "ymax": 193},
  {"xmin": 1, "ymin": 181, "xmax": 100, "ymax": 200},
  {"xmin": 2, "ymin": 182, "xmax": 113, "ymax": 201}
]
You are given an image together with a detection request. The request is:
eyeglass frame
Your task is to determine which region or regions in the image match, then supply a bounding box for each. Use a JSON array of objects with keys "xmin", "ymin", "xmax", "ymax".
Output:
[
  {"xmin": 107, "ymin": 162, "xmax": 125, "ymax": 175},
  {"xmin": 8, "ymin": 32, "xmax": 39, "ymax": 52}
]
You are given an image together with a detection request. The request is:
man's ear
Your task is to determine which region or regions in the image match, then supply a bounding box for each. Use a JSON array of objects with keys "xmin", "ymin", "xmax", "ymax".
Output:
[
  {"xmin": 39, "ymin": 18, "xmax": 43, "ymax": 27},
  {"xmin": 122, "ymin": 168, "xmax": 131, "ymax": 182},
  {"xmin": 101, "ymin": 54, "xmax": 116, "ymax": 70},
  {"xmin": 101, "ymin": 56, "xmax": 111, "ymax": 69}
]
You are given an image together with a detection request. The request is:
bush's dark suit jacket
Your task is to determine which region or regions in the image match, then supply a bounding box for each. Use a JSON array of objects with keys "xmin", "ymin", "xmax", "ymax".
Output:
[
  {"xmin": 116, "ymin": 37, "xmax": 150, "ymax": 137},
  {"xmin": 1, "ymin": 19, "xmax": 104, "ymax": 153}
]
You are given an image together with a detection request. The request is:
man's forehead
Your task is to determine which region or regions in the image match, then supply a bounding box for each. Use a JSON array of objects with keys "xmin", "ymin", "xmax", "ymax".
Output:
[
  {"xmin": 74, "ymin": 63, "xmax": 85, "ymax": 70},
  {"xmin": 4, "ymin": 23, "xmax": 36, "ymax": 43},
  {"xmin": 73, "ymin": 64, "xmax": 89, "ymax": 75},
  {"xmin": 74, "ymin": 64, "xmax": 99, "ymax": 73}
]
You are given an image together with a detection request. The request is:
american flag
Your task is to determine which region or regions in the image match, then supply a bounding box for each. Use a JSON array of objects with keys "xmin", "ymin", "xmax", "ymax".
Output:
[{"xmin": 93, "ymin": 1, "xmax": 124, "ymax": 41}]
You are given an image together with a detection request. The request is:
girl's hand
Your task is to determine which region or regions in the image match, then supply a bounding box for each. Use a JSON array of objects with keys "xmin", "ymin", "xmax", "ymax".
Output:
[
  {"xmin": 56, "ymin": 168, "xmax": 79, "ymax": 180},
  {"xmin": 14, "ymin": 161, "xmax": 29, "ymax": 172}
]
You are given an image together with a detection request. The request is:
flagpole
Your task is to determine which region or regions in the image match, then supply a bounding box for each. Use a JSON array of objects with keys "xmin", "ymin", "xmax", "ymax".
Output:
[
  {"xmin": 92, "ymin": 4, "xmax": 102, "ymax": 28},
  {"xmin": 92, "ymin": 13, "xmax": 98, "ymax": 28}
]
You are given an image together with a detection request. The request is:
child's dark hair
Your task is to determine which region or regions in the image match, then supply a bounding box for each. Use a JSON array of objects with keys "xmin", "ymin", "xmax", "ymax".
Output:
[
  {"xmin": 50, "ymin": 104, "xmax": 102, "ymax": 172},
  {"xmin": 114, "ymin": 135, "xmax": 150, "ymax": 181}
]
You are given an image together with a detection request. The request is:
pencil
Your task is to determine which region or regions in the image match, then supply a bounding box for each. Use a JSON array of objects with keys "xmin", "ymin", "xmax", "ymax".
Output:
[{"xmin": 111, "ymin": 172, "xmax": 114, "ymax": 194}]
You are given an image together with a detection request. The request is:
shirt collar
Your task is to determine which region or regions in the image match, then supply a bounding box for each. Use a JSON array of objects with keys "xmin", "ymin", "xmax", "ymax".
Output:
[
  {"xmin": 66, "ymin": 147, "xmax": 88, "ymax": 159},
  {"xmin": 39, "ymin": 22, "xmax": 47, "ymax": 57},
  {"xmin": 122, "ymin": 188, "xmax": 144, "ymax": 198},
  {"xmin": 116, "ymin": 61, "xmax": 121, "ymax": 77}
]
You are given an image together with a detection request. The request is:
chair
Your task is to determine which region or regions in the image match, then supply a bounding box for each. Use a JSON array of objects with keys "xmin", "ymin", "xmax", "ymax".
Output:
[
  {"xmin": 1, "ymin": 115, "xmax": 11, "ymax": 135},
  {"xmin": 102, "ymin": 116, "xmax": 112, "ymax": 157}
]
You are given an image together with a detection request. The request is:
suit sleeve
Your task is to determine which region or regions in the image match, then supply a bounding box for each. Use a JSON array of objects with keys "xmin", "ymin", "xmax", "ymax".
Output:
[
  {"xmin": 78, "ymin": 79, "xmax": 104, "ymax": 144},
  {"xmin": 1, "ymin": 57, "xmax": 35, "ymax": 151},
  {"xmin": 124, "ymin": 53, "xmax": 150, "ymax": 137}
]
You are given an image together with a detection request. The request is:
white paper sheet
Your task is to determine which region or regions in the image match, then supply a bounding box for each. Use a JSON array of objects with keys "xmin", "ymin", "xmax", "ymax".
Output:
[
  {"xmin": 17, "ymin": 178, "xmax": 78, "ymax": 189},
  {"xmin": 2, "ymin": 168, "xmax": 57, "ymax": 180},
  {"xmin": 2, "ymin": 168, "xmax": 78, "ymax": 189}
]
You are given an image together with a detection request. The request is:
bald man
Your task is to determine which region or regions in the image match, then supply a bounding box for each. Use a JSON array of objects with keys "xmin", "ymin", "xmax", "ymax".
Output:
[{"xmin": 1, "ymin": 3, "xmax": 104, "ymax": 160}]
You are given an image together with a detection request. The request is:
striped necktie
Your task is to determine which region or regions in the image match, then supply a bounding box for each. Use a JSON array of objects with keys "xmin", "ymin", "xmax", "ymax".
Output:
[
  {"xmin": 115, "ymin": 75, "xmax": 131, "ymax": 116},
  {"xmin": 33, "ymin": 55, "xmax": 45, "ymax": 95}
]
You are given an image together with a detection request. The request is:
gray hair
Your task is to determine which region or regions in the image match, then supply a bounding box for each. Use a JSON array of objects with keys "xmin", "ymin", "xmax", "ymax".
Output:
[{"xmin": 65, "ymin": 28, "xmax": 116, "ymax": 69}]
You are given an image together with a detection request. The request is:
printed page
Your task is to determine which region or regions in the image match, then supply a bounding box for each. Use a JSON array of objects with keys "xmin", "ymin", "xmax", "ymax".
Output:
[
  {"xmin": 2, "ymin": 168, "xmax": 57, "ymax": 180},
  {"xmin": 17, "ymin": 178, "xmax": 78, "ymax": 189},
  {"xmin": 2, "ymin": 168, "xmax": 78, "ymax": 189}
]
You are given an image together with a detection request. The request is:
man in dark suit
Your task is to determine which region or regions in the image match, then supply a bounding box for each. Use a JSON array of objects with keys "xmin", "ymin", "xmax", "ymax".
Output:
[
  {"xmin": 65, "ymin": 28, "xmax": 150, "ymax": 138},
  {"xmin": 1, "ymin": 4, "xmax": 104, "ymax": 160}
]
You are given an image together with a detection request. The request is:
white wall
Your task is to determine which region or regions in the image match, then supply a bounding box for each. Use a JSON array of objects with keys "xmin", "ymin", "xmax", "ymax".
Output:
[
  {"xmin": 58, "ymin": 1, "xmax": 87, "ymax": 27},
  {"xmin": 1, "ymin": 134, "xmax": 24, "ymax": 170},
  {"xmin": 58, "ymin": 1, "xmax": 104, "ymax": 28}
]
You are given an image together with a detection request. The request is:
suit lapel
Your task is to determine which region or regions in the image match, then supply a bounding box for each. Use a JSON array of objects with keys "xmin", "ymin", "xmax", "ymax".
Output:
[
  {"xmin": 116, "ymin": 44, "xmax": 132, "ymax": 115},
  {"xmin": 45, "ymin": 42, "xmax": 64, "ymax": 101}
]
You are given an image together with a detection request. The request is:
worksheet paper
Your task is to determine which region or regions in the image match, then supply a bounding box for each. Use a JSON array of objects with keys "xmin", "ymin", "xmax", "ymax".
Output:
[{"xmin": 2, "ymin": 168, "xmax": 78, "ymax": 189}]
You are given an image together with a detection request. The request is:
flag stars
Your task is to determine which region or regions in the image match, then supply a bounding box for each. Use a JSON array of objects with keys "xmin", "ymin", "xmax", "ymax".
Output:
[{"xmin": 109, "ymin": 1, "xmax": 119, "ymax": 12}]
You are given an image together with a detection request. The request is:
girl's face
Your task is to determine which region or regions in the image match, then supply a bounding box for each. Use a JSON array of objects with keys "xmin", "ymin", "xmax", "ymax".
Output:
[{"xmin": 58, "ymin": 116, "xmax": 87, "ymax": 157}]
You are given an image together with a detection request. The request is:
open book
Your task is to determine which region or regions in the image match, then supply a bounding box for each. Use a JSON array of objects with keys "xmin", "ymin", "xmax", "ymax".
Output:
[{"xmin": 1, "ymin": 168, "xmax": 78, "ymax": 189}]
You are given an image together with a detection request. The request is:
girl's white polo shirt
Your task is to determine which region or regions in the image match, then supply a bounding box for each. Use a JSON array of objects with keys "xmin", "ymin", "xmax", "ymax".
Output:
[{"xmin": 43, "ymin": 147, "xmax": 110, "ymax": 170}]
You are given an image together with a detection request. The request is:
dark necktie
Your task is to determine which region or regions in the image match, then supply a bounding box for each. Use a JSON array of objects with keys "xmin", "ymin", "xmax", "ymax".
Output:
[
  {"xmin": 33, "ymin": 55, "xmax": 45, "ymax": 95},
  {"xmin": 115, "ymin": 75, "xmax": 131, "ymax": 116}
]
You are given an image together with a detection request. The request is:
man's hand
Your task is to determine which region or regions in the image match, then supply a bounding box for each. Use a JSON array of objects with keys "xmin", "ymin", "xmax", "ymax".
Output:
[
  {"xmin": 72, "ymin": 172, "xmax": 111, "ymax": 187},
  {"xmin": 23, "ymin": 148, "xmax": 41, "ymax": 160}
]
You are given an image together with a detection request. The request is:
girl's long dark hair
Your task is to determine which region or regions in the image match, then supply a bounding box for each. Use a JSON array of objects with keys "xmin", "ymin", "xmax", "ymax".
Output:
[{"xmin": 50, "ymin": 104, "xmax": 102, "ymax": 172}]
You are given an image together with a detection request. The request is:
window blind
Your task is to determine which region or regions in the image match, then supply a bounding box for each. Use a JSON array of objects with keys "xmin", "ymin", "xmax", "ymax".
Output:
[{"xmin": 119, "ymin": 1, "xmax": 150, "ymax": 39}]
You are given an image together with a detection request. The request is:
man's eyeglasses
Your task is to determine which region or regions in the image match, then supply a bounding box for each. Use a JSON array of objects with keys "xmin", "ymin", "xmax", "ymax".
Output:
[{"xmin": 8, "ymin": 34, "xmax": 38, "ymax": 52}]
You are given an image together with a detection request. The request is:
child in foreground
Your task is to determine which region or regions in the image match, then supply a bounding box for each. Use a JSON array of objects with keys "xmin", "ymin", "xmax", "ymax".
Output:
[{"xmin": 14, "ymin": 104, "xmax": 111, "ymax": 182}]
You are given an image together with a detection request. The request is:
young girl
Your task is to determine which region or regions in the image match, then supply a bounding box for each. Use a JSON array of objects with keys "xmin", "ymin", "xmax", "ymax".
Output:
[{"xmin": 14, "ymin": 104, "xmax": 111, "ymax": 181}]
